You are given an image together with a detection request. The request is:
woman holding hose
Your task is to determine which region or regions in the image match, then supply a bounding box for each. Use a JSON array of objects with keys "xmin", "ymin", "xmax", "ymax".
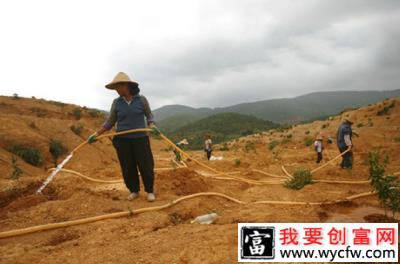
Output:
[{"xmin": 88, "ymin": 72, "xmax": 156, "ymax": 202}]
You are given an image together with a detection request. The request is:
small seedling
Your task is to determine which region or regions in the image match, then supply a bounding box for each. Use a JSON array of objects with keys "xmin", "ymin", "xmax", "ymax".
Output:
[
  {"xmin": 29, "ymin": 122, "xmax": 37, "ymax": 129},
  {"xmin": 234, "ymin": 159, "xmax": 241, "ymax": 167},
  {"xmin": 49, "ymin": 139, "xmax": 68, "ymax": 166},
  {"xmin": 70, "ymin": 123, "xmax": 84, "ymax": 135},
  {"xmin": 303, "ymin": 136, "xmax": 313, "ymax": 146},
  {"xmin": 30, "ymin": 107, "xmax": 47, "ymax": 117},
  {"xmin": 284, "ymin": 168, "xmax": 313, "ymax": 190},
  {"xmin": 10, "ymin": 156, "xmax": 22, "ymax": 180}
]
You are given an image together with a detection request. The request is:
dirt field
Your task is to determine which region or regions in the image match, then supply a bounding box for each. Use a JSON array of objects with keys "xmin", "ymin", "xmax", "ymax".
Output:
[{"xmin": 0, "ymin": 96, "xmax": 399, "ymax": 263}]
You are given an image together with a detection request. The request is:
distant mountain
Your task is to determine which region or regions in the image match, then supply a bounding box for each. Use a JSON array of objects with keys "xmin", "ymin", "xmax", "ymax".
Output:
[
  {"xmin": 154, "ymin": 90, "xmax": 400, "ymax": 130},
  {"xmin": 154, "ymin": 104, "xmax": 212, "ymax": 121},
  {"xmin": 165, "ymin": 112, "xmax": 279, "ymax": 150},
  {"xmin": 156, "ymin": 114, "xmax": 208, "ymax": 133}
]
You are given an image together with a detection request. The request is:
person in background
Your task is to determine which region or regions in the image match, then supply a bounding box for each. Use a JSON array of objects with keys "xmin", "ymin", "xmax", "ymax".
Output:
[
  {"xmin": 336, "ymin": 118, "xmax": 354, "ymax": 169},
  {"xmin": 314, "ymin": 135, "xmax": 324, "ymax": 164},
  {"xmin": 204, "ymin": 134, "xmax": 213, "ymax": 160},
  {"xmin": 88, "ymin": 72, "xmax": 156, "ymax": 202}
]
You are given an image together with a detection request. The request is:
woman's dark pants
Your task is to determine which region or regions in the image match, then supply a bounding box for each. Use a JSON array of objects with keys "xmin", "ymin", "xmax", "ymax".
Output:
[
  {"xmin": 316, "ymin": 152, "xmax": 323, "ymax": 163},
  {"xmin": 112, "ymin": 136, "xmax": 154, "ymax": 193},
  {"xmin": 339, "ymin": 146, "xmax": 353, "ymax": 169},
  {"xmin": 205, "ymin": 150, "xmax": 212, "ymax": 160}
]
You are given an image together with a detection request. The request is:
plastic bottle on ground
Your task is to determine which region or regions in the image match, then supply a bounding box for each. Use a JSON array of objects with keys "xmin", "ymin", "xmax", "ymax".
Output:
[{"xmin": 190, "ymin": 213, "xmax": 218, "ymax": 224}]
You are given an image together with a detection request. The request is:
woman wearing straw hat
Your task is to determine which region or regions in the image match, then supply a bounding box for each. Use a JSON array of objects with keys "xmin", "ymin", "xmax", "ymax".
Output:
[{"xmin": 88, "ymin": 72, "xmax": 156, "ymax": 202}]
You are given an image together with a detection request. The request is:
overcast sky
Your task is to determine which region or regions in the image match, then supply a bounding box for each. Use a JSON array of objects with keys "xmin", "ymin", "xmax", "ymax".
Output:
[{"xmin": 0, "ymin": 0, "xmax": 399, "ymax": 111}]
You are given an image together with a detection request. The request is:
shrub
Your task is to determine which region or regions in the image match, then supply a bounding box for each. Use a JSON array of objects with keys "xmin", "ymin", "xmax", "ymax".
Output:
[
  {"xmin": 369, "ymin": 152, "xmax": 400, "ymax": 218},
  {"xmin": 268, "ymin": 140, "xmax": 279, "ymax": 150},
  {"xmin": 276, "ymin": 125, "xmax": 292, "ymax": 133},
  {"xmin": 305, "ymin": 130, "xmax": 310, "ymax": 135},
  {"xmin": 281, "ymin": 138, "xmax": 291, "ymax": 145},
  {"xmin": 71, "ymin": 107, "xmax": 82, "ymax": 120},
  {"xmin": 10, "ymin": 156, "xmax": 23, "ymax": 180},
  {"xmin": 7, "ymin": 144, "xmax": 43, "ymax": 166},
  {"xmin": 30, "ymin": 107, "xmax": 47, "ymax": 117},
  {"xmin": 49, "ymin": 139, "xmax": 68, "ymax": 165},
  {"xmin": 49, "ymin": 100, "xmax": 66, "ymax": 107},
  {"xmin": 321, "ymin": 123, "xmax": 329, "ymax": 129},
  {"xmin": 219, "ymin": 143, "xmax": 229, "ymax": 151},
  {"xmin": 377, "ymin": 101, "xmax": 395, "ymax": 116},
  {"xmin": 356, "ymin": 123, "xmax": 364, "ymax": 128},
  {"xmin": 284, "ymin": 168, "xmax": 313, "ymax": 190},
  {"xmin": 12, "ymin": 93, "xmax": 20, "ymax": 99},
  {"xmin": 377, "ymin": 107, "xmax": 390, "ymax": 116},
  {"xmin": 70, "ymin": 123, "xmax": 84, "ymax": 135},
  {"xmin": 88, "ymin": 109, "xmax": 104, "ymax": 118},
  {"xmin": 244, "ymin": 142, "xmax": 256, "ymax": 152},
  {"xmin": 304, "ymin": 136, "xmax": 314, "ymax": 146},
  {"xmin": 286, "ymin": 134, "xmax": 292, "ymax": 139},
  {"xmin": 394, "ymin": 136, "xmax": 400, "ymax": 143}
]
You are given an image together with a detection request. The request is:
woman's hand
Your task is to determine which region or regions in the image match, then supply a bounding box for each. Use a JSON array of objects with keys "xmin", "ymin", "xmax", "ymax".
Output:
[
  {"xmin": 149, "ymin": 123, "xmax": 161, "ymax": 135},
  {"xmin": 87, "ymin": 132, "xmax": 98, "ymax": 144}
]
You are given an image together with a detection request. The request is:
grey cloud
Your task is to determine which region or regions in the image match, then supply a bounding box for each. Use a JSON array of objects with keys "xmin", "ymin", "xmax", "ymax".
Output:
[{"xmin": 108, "ymin": 0, "xmax": 400, "ymax": 109}]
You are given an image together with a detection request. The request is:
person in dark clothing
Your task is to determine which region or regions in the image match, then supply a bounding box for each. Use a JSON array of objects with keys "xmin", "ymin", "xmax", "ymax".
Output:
[
  {"xmin": 88, "ymin": 72, "xmax": 156, "ymax": 202},
  {"xmin": 336, "ymin": 118, "xmax": 354, "ymax": 169}
]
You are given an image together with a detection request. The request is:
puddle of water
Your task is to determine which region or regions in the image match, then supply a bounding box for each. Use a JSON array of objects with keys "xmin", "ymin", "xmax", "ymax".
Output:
[{"xmin": 325, "ymin": 206, "xmax": 387, "ymax": 223}]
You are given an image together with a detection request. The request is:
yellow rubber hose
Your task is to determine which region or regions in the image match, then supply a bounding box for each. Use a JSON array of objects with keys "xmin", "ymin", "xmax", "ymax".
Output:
[
  {"xmin": 251, "ymin": 169, "xmax": 289, "ymax": 179},
  {"xmin": 53, "ymin": 168, "xmax": 283, "ymax": 185},
  {"xmin": 71, "ymin": 128, "xmax": 153, "ymax": 154},
  {"xmin": 157, "ymin": 133, "xmax": 278, "ymax": 185},
  {"xmin": 0, "ymin": 191, "xmax": 376, "ymax": 239},
  {"xmin": 48, "ymin": 167, "xmax": 177, "ymax": 184},
  {"xmin": 311, "ymin": 148, "xmax": 351, "ymax": 174}
]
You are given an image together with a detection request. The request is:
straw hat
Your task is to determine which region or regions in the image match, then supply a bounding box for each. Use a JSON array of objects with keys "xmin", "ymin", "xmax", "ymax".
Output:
[
  {"xmin": 343, "ymin": 117, "xmax": 354, "ymax": 125},
  {"xmin": 105, "ymin": 72, "xmax": 138, "ymax": 89},
  {"xmin": 316, "ymin": 135, "xmax": 323, "ymax": 141},
  {"xmin": 177, "ymin": 139, "xmax": 189, "ymax": 145}
]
